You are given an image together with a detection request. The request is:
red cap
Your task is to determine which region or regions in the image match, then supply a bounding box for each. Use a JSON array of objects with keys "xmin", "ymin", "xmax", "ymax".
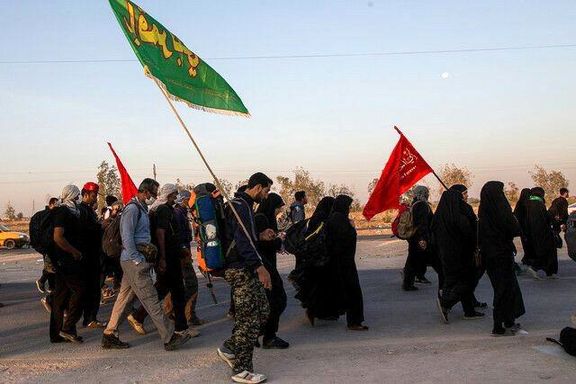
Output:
[{"xmin": 83, "ymin": 182, "xmax": 100, "ymax": 192}]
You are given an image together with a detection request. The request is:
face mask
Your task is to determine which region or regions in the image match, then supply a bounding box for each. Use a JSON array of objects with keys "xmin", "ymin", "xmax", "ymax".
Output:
[{"xmin": 145, "ymin": 197, "xmax": 156, "ymax": 206}]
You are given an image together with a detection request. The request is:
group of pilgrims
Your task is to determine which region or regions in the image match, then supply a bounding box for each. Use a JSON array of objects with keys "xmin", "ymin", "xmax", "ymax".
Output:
[{"xmin": 286, "ymin": 181, "xmax": 570, "ymax": 337}]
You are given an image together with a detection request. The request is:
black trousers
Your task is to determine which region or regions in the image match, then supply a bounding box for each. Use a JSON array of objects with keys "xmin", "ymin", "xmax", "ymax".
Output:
[
  {"xmin": 404, "ymin": 243, "xmax": 444, "ymax": 289},
  {"xmin": 134, "ymin": 258, "xmax": 188, "ymax": 331},
  {"xmin": 49, "ymin": 271, "xmax": 85, "ymax": 341},
  {"xmin": 263, "ymin": 265, "xmax": 287, "ymax": 340},
  {"xmin": 441, "ymin": 272, "xmax": 476, "ymax": 315}
]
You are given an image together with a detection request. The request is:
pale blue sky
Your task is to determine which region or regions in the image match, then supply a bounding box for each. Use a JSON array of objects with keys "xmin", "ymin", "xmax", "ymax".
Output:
[{"xmin": 1, "ymin": 0, "xmax": 575, "ymax": 215}]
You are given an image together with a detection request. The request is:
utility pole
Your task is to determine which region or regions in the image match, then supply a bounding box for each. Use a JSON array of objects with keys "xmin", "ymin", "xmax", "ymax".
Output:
[
  {"xmin": 153, "ymin": 164, "xmax": 157, "ymax": 180},
  {"xmin": 32, "ymin": 199, "xmax": 35, "ymax": 213}
]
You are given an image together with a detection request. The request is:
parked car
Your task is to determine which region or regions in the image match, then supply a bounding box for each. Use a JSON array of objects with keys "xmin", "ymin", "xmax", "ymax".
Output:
[
  {"xmin": 569, "ymin": 203, "xmax": 576, "ymax": 215},
  {"xmin": 0, "ymin": 224, "xmax": 29, "ymax": 249}
]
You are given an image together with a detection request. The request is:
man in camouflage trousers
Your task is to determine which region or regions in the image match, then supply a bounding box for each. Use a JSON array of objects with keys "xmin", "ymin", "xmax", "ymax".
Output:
[{"xmin": 218, "ymin": 173, "xmax": 274, "ymax": 384}]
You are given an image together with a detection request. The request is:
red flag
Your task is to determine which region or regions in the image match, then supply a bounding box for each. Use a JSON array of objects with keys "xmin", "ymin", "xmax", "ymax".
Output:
[
  {"xmin": 107, "ymin": 142, "xmax": 138, "ymax": 204},
  {"xmin": 363, "ymin": 129, "xmax": 434, "ymax": 221}
]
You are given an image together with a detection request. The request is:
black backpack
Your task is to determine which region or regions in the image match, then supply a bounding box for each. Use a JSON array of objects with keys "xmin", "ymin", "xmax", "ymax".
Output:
[
  {"xmin": 102, "ymin": 201, "xmax": 140, "ymax": 258},
  {"xmin": 547, "ymin": 327, "xmax": 576, "ymax": 356},
  {"xmin": 29, "ymin": 208, "xmax": 55, "ymax": 254},
  {"xmin": 284, "ymin": 219, "xmax": 329, "ymax": 267}
]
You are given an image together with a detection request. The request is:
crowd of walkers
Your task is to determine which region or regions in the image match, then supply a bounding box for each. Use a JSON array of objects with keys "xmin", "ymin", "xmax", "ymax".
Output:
[{"xmin": 9, "ymin": 171, "xmax": 573, "ymax": 383}]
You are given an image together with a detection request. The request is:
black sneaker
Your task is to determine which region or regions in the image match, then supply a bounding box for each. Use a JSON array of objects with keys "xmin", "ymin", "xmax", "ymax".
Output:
[
  {"xmin": 164, "ymin": 331, "xmax": 191, "ymax": 351},
  {"xmin": 102, "ymin": 333, "xmax": 130, "ymax": 349},
  {"xmin": 50, "ymin": 336, "xmax": 71, "ymax": 343},
  {"xmin": 59, "ymin": 331, "xmax": 83, "ymax": 343},
  {"xmin": 262, "ymin": 336, "xmax": 290, "ymax": 349},
  {"xmin": 403, "ymin": 285, "xmax": 418, "ymax": 291},
  {"xmin": 463, "ymin": 311, "xmax": 485, "ymax": 320},
  {"xmin": 492, "ymin": 328, "xmax": 516, "ymax": 337},
  {"xmin": 474, "ymin": 301, "xmax": 488, "ymax": 309},
  {"xmin": 415, "ymin": 276, "xmax": 432, "ymax": 284}
]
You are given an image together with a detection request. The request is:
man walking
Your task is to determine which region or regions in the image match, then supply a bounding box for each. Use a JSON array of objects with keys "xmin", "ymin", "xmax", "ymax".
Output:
[
  {"xmin": 289, "ymin": 191, "xmax": 307, "ymax": 224},
  {"xmin": 101, "ymin": 178, "xmax": 190, "ymax": 351},
  {"xmin": 35, "ymin": 197, "xmax": 58, "ymax": 313},
  {"xmin": 217, "ymin": 172, "xmax": 274, "ymax": 384},
  {"xmin": 77, "ymin": 182, "xmax": 106, "ymax": 328}
]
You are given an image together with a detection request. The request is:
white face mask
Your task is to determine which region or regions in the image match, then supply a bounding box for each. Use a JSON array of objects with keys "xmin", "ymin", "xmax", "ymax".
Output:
[{"xmin": 145, "ymin": 197, "xmax": 156, "ymax": 206}]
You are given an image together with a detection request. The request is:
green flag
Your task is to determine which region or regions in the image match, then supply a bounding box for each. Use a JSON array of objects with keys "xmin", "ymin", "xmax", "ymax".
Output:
[{"xmin": 109, "ymin": 0, "xmax": 249, "ymax": 117}]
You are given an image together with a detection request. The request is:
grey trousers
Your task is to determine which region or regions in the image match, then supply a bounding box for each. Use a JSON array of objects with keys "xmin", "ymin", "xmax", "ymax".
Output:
[{"xmin": 105, "ymin": 260, "xmax": 174, "ymax": 344}]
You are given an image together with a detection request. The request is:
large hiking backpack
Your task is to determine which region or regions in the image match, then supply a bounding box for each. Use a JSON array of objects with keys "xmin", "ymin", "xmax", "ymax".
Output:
[
  {"xmin": 284, "ymin": 219, "xmax": 329, "ymax": 267},
  {"xmin": 29, "ymin": 208, "xmax": 55, "ymax": 254},
  {"xmin": 101, "ymin": 201, "xmax": 140, "ymax": 258},
  {"xmin": 193, "ymin": 183, "xmax": 229, "ymax": 273},
  {"xmin": 394, "ymin": 201, "xmax": 426, "ymax": 240},
  {"xmin": 391, "ymin": 204, "xmax": 410, "ymax": 239},
  {"xmin": 547, "ymin": 327, "xmax": 576, "ymax": 357}
]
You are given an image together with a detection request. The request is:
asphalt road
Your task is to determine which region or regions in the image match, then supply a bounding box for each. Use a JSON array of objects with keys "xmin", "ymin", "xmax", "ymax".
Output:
[{"xmin": 1, "ymin": 240, "xmax": 575, "ymax": 384}]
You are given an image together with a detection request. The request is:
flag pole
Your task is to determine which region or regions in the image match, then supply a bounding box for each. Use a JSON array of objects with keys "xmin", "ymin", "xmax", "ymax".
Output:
[
  {"xmin": 152, "ymin": 77, "xmax": 263, "ymax": 258},
  {"xmin": 393, "ymin": 126, "xmax": 449, "ymax": 191}
]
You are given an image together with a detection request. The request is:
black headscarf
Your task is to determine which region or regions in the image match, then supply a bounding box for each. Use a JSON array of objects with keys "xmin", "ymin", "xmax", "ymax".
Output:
[
  {"xmin": 255, "ymin": 192, "xmax": 285, "ymax": 232},
  {"xmin": 531, "ymin": 187, "xmax": 545, "ymax": 201},
  {"xmin": 308, "ymin": 196, "xmax": 335, "ymax": 231},
  {"xmin": 432, "ymin": 189, "xmax": 464, "ymax": 235},
  {"xmin": 333, "ymin": 195, "xmax": 353, "ymax": 216},
  {"xmin": 479, "ymin": 181, "xmax": 520, "ymax": 250},
  {"xmin": 450, "ymin": 184, "xmax": 467, "ymax": 194},
  {"xmin": 513, "ymin": 188, "xmax": 531, "ymax": 224}
]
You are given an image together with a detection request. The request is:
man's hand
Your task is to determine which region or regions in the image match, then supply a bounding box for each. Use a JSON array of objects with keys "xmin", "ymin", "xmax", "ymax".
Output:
[
  {"xmin": 259, "ymin": 229, "xmax": 276, "ymax": 241},
  {"xmin": 256, "ymin": 265, "xmax": 272, "ymax": 290},
  {"xmin": 157, "ymin": 258, "xmax": 167, "ymax": 275}
]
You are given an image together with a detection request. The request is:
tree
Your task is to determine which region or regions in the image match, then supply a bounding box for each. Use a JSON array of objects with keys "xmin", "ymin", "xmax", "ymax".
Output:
[
  {"xmin": 96, "ymin": 161, "xmax": 121, "ymax": 212},
  {"xmin": 529, "ymin": 165, "xmax": 570, "ymax": 201},
  {"xmin": 214, "ymin": 178, "xmax": 233, "ymax": 198},
  {"xmin": 16, "ymin": 212, "xmax": 24, "ymax": 220},
  {"xmin": 367, "ymin": 178, "xmax": 379, "ymax": 195},
  {"xmin": 176, "ymin": 178, "xmax": 194, "ymax": 192},
  {"xmin": 504, "ymin": 182, "xmax": 520, "ymax": 204},
  {"xmin": 276, "ymin": 167, "xmax": 326, "ymax": 208},
  {"xmin": 4, "ymin": 202, "xmax": 16, "ymax": 220},
  {"xmin": 327, "ymin": 183, "xmax": 355, "ymax": 198},
  {"xmin": 437, "ymin": 163, "xmax": 473, "ymax": 197},
  {"xmin": 234, "ymin": 179, "xmax": 248, "ymax": 193}
]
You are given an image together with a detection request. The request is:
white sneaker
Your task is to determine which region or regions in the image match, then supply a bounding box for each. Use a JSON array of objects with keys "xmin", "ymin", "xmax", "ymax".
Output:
[
  {"xmin": 231, "ymin": 371, "xmax": 267, "ymax": 384},
  {"xmin": 127, "ymin": 314, "xmax": 146, "ymax": 335}
]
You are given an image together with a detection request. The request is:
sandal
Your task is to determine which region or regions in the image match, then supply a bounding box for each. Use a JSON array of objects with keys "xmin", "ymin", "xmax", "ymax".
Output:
[{"xmin": 231, "ymin": 370, "xmax": 267, "ymax": 384}]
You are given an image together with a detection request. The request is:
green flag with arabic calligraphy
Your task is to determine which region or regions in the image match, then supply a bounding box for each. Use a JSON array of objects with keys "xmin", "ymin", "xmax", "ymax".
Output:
[{"xmin": 109, "ymin": 0, "xmax": 249, "ymax": 116}]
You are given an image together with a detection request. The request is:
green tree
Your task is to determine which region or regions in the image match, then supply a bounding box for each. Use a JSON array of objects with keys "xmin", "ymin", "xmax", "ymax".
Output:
[
  {"xmin": 4, "ymin": 201, "xmax": 16, "ymax": 220},
  {"xmin": 96, "ymin": 161, "xmax": 121, "ymax": 212},
  {"xmin": 529, "ymin": 165, "xmax": 570, "ymax": 202},
  {"xmin": 437, "ymin": 163, "xmax": 473, "ymax": 197},
  {"xmin": 276, "ymin": 167, "xmax": 326, "ymax": 208}
]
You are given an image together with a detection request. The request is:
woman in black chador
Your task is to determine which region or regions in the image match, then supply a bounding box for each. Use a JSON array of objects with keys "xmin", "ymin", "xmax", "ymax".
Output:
[
  {"xmin": 327, "ymin": 195, "xmax": 368, "ymax": 330},
  {"xmin": 479, "ymin": 181, "xmax": 525, "ymax": 336},
  {"xmin": 254, "ymin": 193, "xmax": 289, "ymax": 349},
  {"xmin": 433, "ymin": 187, "xmax": 484, "ymax": 323},
  {"xmin": 291, "ymin": 197, "xmax": 343, "ymax": 325},
  {"xmin": 524, "ymin": 187, "xmax": 558, "ymax": 279}
]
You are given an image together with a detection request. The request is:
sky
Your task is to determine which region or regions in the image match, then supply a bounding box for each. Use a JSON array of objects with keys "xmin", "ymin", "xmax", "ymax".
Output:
[{"xmin": 1, "ymin": 0, "xmax": 575, "ymax": 216}]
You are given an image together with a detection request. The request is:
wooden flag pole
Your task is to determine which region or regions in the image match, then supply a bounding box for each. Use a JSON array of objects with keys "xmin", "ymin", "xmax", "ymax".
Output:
[
  {"xmin": 393, "ymin": 126, "xmax": 449, "ymax": 191},
  {"xmin": 152, "ymin": 78, "xmax": 263, "ymax": 260}
]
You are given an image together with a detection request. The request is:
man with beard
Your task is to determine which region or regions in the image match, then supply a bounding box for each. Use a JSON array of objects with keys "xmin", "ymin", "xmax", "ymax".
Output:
[
  {"xmin": 524, "ymin": 187, "xmax": 558, "ymax": 279},
  {"xmin": 78, "ymin": 182, "xmax": 106, "ymax": 328},
  {"xmin": 129, "ymin": 184, "xmax": 194, "ymax": 338},
  {"xmin": 549, "ymin": 188, "xmax": 570, "ymax": 239},
  {"xmin": 50, "ymin": 185, "xmax": 85, "ymax": 343},
  {"xmin": 217, "ymin": 172, "xmax": 273, "ymax": 384}
]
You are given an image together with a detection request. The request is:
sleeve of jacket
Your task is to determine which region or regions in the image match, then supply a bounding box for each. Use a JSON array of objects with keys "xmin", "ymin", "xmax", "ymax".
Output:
[
  {"xmin": 120, "ymin": 203, "xmax": 142, "ymax": 261},
  {"xmin": 412, "ymin": 202, "xmax": 431, "ymax": 241},
  {"xmin": 231, "ymin": 200, "xmax": 263, "ymax": 270}
]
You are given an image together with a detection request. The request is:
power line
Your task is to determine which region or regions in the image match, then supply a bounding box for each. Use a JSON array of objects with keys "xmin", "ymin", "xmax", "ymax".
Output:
[{"xmin": 1, "ymin": 43, "xmax": 575, "ymax": 65}]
